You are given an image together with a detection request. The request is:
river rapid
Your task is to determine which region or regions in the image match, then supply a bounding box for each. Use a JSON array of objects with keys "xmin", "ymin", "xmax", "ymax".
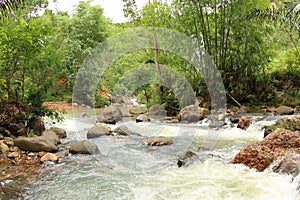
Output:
[{"xmin": 23, "ymin": 113, "xmax": 300, "ymax": 200}]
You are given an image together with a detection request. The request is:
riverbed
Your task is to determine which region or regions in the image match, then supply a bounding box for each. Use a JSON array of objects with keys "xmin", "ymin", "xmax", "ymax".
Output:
[{"xmin": 21, "ymin": 113, "xmax": 300, "ymax": 200}]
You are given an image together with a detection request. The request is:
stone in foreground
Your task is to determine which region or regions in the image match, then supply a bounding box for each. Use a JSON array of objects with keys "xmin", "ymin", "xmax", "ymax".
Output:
[{"xmin": 14, "ymin": 136, "xmax": 58, "ymax": 152}]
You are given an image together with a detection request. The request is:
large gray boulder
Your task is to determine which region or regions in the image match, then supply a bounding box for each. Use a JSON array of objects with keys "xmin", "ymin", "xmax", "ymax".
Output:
[
  {"xmin": 87, "ymin": 123, "xmax": 112, "ymax": 139},
  {"xmin": 97, "ymin": 106, "xmax": 123, "ymax": 124},
  {"xmin": 69, "ymin": 140, "xmax": 100, "ymax": 154},
  {"xmin": 14, "ymin": 136, "xmax": 58, "ymax": 152}
]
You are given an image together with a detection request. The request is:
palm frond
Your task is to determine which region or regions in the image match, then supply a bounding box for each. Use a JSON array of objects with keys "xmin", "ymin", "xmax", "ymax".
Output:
[
  {"xmin": 249, "ymin": 2, "xmax": 300, "ymax": 37},
  {"xmin": 0, "ymin": 0, "xmax": 24, "ymax": 18},
  {"xmin": 285, "ymin": 0, "xmax": 300, "ymax": 14}
]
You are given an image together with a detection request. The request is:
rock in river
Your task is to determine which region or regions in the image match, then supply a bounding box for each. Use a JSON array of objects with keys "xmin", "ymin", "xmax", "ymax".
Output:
[
  {"xmin": 231, "ymin": 128, "xmax": 300, "ymax": 172},
  {"xmin": 136, "ymin": 114, "xmax": 150, "ymax": 123},
  {"xmin": 113, "ymin": 124, "xmax": 140, "ymax": 136},
  {"xmin": 97, "ymin": 106, "xmax": 123, "ymax": 124},
  {"xmin": 237, "ymin": 115, "xmax": 251, "ymax": 130},
  {"xmin": 87, "ymin": 123, "xmax": 112, "ymax": 139},
  {"xmin": 178, "ymin": 105, "xmax": 210, "ymax": 123},
  {"xmin": 69, "ymin": 140, "xmax": 100, "ymax": 154},
  {"xmin": 144, "ymin": 137, "xmax": 173, "ymax": 146}
]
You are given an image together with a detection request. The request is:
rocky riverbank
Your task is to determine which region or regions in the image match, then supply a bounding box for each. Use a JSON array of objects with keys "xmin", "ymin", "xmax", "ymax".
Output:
[{"xmin": 0, "ymin": 124, "xmax": 103, "ymax": 199}]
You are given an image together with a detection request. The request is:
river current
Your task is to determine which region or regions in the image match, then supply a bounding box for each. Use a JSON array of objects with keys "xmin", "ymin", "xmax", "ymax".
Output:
[{"xmin": 23, "ymin": 113, "xmax": 299, "ymax": 200}]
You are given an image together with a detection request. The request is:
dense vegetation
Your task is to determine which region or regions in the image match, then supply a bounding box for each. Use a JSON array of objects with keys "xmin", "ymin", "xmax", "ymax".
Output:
[{"xmin": 0, "ymin": 0, "xmax": 299, "ymax": 119}]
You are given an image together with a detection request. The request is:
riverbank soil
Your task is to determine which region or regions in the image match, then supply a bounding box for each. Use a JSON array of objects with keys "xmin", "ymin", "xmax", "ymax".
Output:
[{"xmin": 0, "ymin": 153, "xmax": 43, "ymax": 199}]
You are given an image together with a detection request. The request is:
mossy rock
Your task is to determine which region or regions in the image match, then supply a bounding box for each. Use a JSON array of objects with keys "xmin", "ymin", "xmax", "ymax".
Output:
[{"xmin": 264, "ymin": 116, "xmax": 300, "ymax": 137}]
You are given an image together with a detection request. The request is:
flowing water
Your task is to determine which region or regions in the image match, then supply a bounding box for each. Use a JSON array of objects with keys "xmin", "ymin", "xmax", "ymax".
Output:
[{"xmin": 21, "ymin": 113, "xmax": 300, "ymax": 199}]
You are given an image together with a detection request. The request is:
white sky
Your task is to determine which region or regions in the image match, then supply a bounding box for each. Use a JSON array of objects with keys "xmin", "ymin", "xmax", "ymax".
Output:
[{"xmin": 48, "ymin": 0, "xmax": 150, "ymax": 23}]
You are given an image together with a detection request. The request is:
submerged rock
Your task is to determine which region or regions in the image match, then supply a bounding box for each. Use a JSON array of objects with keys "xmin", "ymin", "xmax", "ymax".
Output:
[
  {"xmin": 264, "ymin": 116, "xmax": 300, "ymax": 137},
  {"xmin": 97, "ymin": 106, "xmax": 123, "ymax": 124},
  {"xmin": 87, "ymin": 123, "xmax": 112, "ymax": 139},
  {"xmin": 144, "ymin": 137, "xmax": 173, "ymax": 146},
  {"xmin": 69, "ymin": 140, "xmax": 100, "ymax": 154},
  {"xmin": 177, "ymin": 151, "xmax": 197, "ymax": 167},
  {"xmin": 231, "ymin": 128, "xmax": 300, "ymax": 172}
]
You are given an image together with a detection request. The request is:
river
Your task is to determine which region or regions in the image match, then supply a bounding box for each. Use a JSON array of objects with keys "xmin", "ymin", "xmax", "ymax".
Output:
[{"xmin": 22, "ymin": 113, "xmax": 299, "ymax": 199}]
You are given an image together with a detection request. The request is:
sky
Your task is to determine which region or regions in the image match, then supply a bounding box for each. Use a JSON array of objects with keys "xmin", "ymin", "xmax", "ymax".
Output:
[{"xmin": 48, "ymin": 0, "xmax": 150, "ymax": 23}]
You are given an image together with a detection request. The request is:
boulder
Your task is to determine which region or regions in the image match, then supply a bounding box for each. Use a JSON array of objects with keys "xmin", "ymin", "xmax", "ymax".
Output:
[
  {"xmin": 69, "ymin": 140, "xmax": 100, "ymax": 154},
  {"xmin": 14, "ymin": 136, "xmax": 58, "ymax": 152},
  {"xmin": 178, "ymin": 105, "xmax": 207, "ymax": 123},
  {"xmin": 48, "ymin": 127, "xmax": 67, "ymax": 139},
  {"xmin": 264, "ymin": 116, "xmax": 300, "ymax": 137},
  {"xmin": 148, "ymin": 104, "xmax": 167, "ymax": 120},
  {"xmin": 97, "ymin": 106, "xmax": 122, "ymax": 124},
  {"xmin": 28, "ymin": 116, "xmax": 45, "ymax": 135},
  {"xmin": 237, "ymin": 115, "xmax": 251, "ymax": 130},
  {"xmin": 136, "ymin": 114, "xmax": 150, "ymax": 123},
  {"xmin": 144, "ymin": 137, "xmax": 173, "ymax": 146},
  {"xmin": 42, "ymin": 131, "xmax": 60, "ymax": 145},
  {"xmin": 231, "ymin": 128, "xmax": 300, "ymax": 172},
  {"xmin": 40, "ymin": 153, "xmax": 59, "ymax": 163},
  {"xmin": 87, "ymin": 123, "xmax": 112, "ymax": 139},
  {"xmin": 113, "ymin": 124, "xmax": 140, "ymax": 136},
  {"xmin": 275, "ymin": 105, "xmax": 294, "ymax": 115}
]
